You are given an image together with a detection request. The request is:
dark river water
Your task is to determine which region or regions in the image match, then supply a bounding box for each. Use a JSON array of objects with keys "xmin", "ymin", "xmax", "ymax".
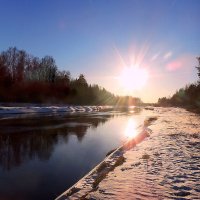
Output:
[{"xmin": 0, "ymin": 108, "xmax": 147, "ymax": 200}]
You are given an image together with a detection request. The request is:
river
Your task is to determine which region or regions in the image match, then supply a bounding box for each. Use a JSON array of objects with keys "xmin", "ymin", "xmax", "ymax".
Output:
[{"xmin": 0, "ymin": 107, "xmax": 148, "ymax": 200}]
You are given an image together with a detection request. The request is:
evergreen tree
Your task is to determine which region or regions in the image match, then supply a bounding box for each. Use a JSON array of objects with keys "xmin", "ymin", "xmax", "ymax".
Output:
[{"xmin": 196, "ymin": 57, "xmax": 200, "ymax": 82}]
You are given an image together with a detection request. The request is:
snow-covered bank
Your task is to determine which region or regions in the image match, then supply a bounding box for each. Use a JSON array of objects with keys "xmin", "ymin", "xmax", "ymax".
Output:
[
  {"xmin": 0, "ymin": 105, "xmax": 109, "ymax": 116},
  {"xmin": 56, "ymin": 116, "xmax": 155, "ymax": 200},
  {"xmin": 56, "ymin": 107, "xmax": 200, "ymax": 200},
  {"xmin": 0, "ymin": 105, "xmax": 141, "ymax": 118}
]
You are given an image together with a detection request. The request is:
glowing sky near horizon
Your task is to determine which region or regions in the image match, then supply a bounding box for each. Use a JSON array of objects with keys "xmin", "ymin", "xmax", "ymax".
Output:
[{"xmin": 0, "ymin": 0, "xmax": 200, "ymax": 102}]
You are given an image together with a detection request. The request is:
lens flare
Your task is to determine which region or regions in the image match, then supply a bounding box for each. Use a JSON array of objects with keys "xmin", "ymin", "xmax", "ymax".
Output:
[
  {"xmin": 119, "ymin": 66, "xmax": 148, "ymax": 91},
  {"xmin": 124, "ymin": 119, "xmax": 138, "ymax": 139}
]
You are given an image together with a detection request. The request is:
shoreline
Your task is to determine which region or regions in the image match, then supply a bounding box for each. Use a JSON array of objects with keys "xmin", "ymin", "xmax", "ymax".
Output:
[
  {"xmin": 0, "ymin": 105, "xmax": 144, "ymax": 120},
  {"xmin": 56, "ymin": 117, "xmax": 156, "ymax": 199},
  {"xmin": 0, "ymin": 106, "xmax": 107, "ymax": 117},
  {"xmin": 56, "ymin": 107, "xmax": 200, "ymax": 199}
]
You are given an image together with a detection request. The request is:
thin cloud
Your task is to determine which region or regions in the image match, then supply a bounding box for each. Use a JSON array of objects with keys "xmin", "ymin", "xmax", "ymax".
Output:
[
  {"xmin": 166, "ymin": 54, "xmax": 196, "ymax": 72},
  {"xmin": 166, "ymin": 60, "xmax": 182, "ymax": 71},
  {"xmin": 164, "ymin": 51, "xmax": 172, "ymax": 60},
  {"xmin": 151, "ymin": 53, "xmax": 160, "ymax": 61}
]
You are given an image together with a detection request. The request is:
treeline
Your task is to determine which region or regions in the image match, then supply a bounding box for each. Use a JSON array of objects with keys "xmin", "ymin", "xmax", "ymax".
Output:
[
  {"xmin": 158, "ymin": 57, "xmax": 200, "ymax": 111},
  {"xmin": 0, "ymin": 47, "xmax": 142, "ymax": 105}
]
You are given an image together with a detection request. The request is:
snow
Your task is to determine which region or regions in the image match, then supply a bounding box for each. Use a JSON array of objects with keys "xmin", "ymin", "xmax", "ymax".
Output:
[
  {"xmin": 0, "ymin": 105, "xmax": 104, "ymax": 116},
  {"xmin": 56, "ymin": 107, "xmax": 200, "ymax": 200}
]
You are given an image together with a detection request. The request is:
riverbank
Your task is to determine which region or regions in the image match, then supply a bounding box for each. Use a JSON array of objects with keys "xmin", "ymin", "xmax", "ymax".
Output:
[
  {"xmin": 56, "ymin": 107, "xmax": 200, "ymax": 199},
  {"xmin": 0, "ymin": 105, "xmax": 102, "ymax": 115},
  {"xmin": 0, "ymin": 104, "xmax": 144, "ymax": 116}
]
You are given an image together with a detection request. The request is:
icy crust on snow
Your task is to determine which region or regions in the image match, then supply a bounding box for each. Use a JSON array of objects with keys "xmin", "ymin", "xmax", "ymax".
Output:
[
  {"xmin": 87, "ymin": 108, "xmax": 200, "ymax": 200},
  {"xmin": 0, "ymin": 105, "xmax": 140, "ymax": 119},
  {"xmin": 0, "ymin": 106, "xmax": 112, "ymax": 116},
  {"xmin": 56, "ymin": 107, "xmax": 200, "ymax": 200}
]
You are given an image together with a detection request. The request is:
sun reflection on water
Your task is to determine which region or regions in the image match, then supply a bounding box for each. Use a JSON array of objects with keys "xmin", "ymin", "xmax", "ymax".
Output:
[{"xmin": 124, "ymin": 118, "xmax": 138, "ymax": 139}]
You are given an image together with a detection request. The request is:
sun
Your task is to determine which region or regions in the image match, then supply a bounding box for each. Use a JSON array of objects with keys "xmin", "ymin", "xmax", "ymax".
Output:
[{"xmin": 119, "ymin": 66, "xmax": 148, "ymax": 91}]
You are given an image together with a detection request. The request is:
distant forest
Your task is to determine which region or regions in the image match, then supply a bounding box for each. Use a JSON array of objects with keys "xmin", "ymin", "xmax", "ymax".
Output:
[
  {"xmin": 158, "ymin": 57, "xmax": 200, "ymax": 112},
  {"xmin": 0, "ymin": 47, "xmax": 142, "ymax": 105}
]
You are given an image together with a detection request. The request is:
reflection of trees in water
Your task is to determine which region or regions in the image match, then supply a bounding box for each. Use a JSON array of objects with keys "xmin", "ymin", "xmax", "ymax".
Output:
[{"xmin": 0, "ymin": 114, "xmax": 110, "ymax": 171}]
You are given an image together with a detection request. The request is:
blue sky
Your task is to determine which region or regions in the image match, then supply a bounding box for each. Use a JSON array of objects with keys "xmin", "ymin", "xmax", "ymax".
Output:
[{"xmin": 0, "ymin": 0, "xmax": 200, "ymax": 102}]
